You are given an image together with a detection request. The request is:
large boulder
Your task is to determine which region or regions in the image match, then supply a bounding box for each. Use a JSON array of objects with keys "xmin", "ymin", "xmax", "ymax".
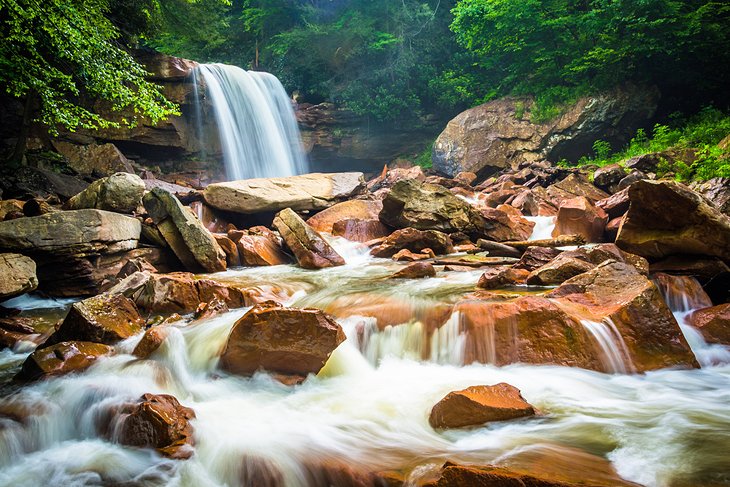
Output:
[
  {"xmin": 18, "ymin": 341, "xmax": 113, "ymax": 380},
  {"xmin": 143, "ymin": 188, "xmax": 227, "ymax": 273},
  {"xmin": 0, "ymin": 253, "xmax": 37, "ymax": 300},
  {"xmin": 115, "ymin": 393, "xmax": 196, "ymax": 460},
  {"xmin": 433, "ymin": 85, "xmax": 659, "ymax": 177},
  {"xmin": 552, "ymin": 196, "xmax": 608, "ymax": 242},
  {"xmin": 479, "ymin": 205, "xmax": 535, "ymax": 242},
  {"xmin": 220, "ymin": 305, "xmax": 346, "ymax": 379},
  {"xmin": 429, "ymin": 383, "xmax": 534, "ymax": 429},
  {"xmin": 0, "ymin": 209, "xmax": 140, "ymax": 256},
  {"xmin": 379, "ymin": 179, "xmax": 486, "ymax": 236},
  {"xmin": 66, "ymin": 172, "xmax": 145, "ymax": 214},
  {"xmin": 52, "ymin": 141, "xmax": 134, "ymax": 176},
  {"xmin": 616, "ymin": 180, "xmax": 730, "ymax": 261},
  {"xmin": 44, "ymin": 293, "xmax": 144, "ymax": 346},
  {"xmin": 231, "ymin": 233, "xmax": 291, "ymax": 266},
  {"xmin": 272, "ymin": 208, "xmax": 345, "ymax": 269},
  {"xmin": 306, "ymin": 199, "xmax": 382, "ymax": 233},
  {"xmin": 692, "ymin": 177, "xmax": 730, "ymax": 217},
  {"xmin": 370, "ymin": 228, "xmax": 454, "ymax": 258},
  {"xmin": 203, "ymin": 173, "xmax": 365, "ymax": 214},
  {"xmin": 546, "ymin": 174, "xmax": 610, "ymax": 206},
  {"xmin": 688, "ymin": 304, "xmax": 730, "ymax": 344},
  {"xmin": 331, "ymin": 219, "xmax": 390, "ymax": 242}
]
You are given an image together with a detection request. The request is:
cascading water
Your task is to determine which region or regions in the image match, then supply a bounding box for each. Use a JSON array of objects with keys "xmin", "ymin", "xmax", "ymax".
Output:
[
  {"xmin": 580, "ymin": 318, "xmax": 635, "ymax": 374},
  {"xmin": 194, "ymin": 64, "xmax": 308, "ymax": 180}
]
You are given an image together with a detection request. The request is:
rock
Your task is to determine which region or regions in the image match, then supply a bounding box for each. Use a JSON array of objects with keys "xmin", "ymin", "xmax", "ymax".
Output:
[
  {"xmin": 391, "ymin": 262, "xmax": 436, "ymax": 279},
  {"xmin": 370, "ymin": 228, "xmax": 453, "ymax": 258},
  {"xmin": 220, "ymin": 305, "xmax": 346, "ymax": 378},
  {"xmin": 513, "ymin": 246, "xmax": 562, "ymax": 272},
  {"xmin": 306, "ymin": 200, "xmax": 382, "ymax": 233},
  {"xmin": 66, "ymin": 172, "xmax": 145, "ymax": 214},
  {"xmin": 692, "ymin": 177, "xmax": 730, "ymax": 217},
  {"xmin": 593, "ymin": 164, "xmax": 626, "ymax": 192},
  {"xmin": 0, "ymin": 253, "xmax": 38, "ymax": 300},
  {"xmin": 0, "ymin": 317, "xmax": 43, "ymax": 350},
  {"xmin": 332, "ymin": 219, "xmax": 390, "ymax": 242},
  {"xmin": 367, "ymin": 165, "xmax": 427, "ymax": 192},
  {"xmin": 479, "ymin": 205, "xmax": 534, "ymax": 242},
  {"xmin": 649, "ymin": 256, "xmax": 730, "ymax": 281},
  {"xmin": 616, "ymin": 180, "xmax": 730, "ymax": 260},
  {"xmin": 0, "ymin": 166, "xmax": 88, "ymax": 200},
  {"xmin": 109, "ymin": 271, "xmax": 252, "ymax": 314},
  {"xmin": 604, "ymin": 216, "xmax": 623, "ymax": 241},
  {"xmin": 429, "ymin": 383, "xmax": 534, "ymax": 429},
  {"xmin": 52, "ymin": 141, "xmax": 134, "ymax": 176},
  {"xmin": 229, "ymin": 232, "xmax": 291, "ymax": 266},
  {"xmin": 116, "ymin": 393, "xmax": 195, "ymax": 459},
  {"xmin": 433, "ymin": 86, "xmax": 658, "ymax": 177},
  {"xmin": 0, "ymin": 200, "xmax": 25, "ymax": 220},
  {"xmin": 143, "ymin": 188, "xmax": 227, "ymax": 273},
  {"xmin": 617, "ymin": 170, "xmax": 648, "ymax": 190},
  {"xmin": 133, "ymin": 325, "xmax": 171, "ymax": 359},
  {"xmin": 22, "ymin": 197, "xmax": 58, "ymax": 217},
  {"xmin": 546, "ymin": 174, "xmax": 610, "ymax": 206},
  {"xmin": 379, "ymin": 179, "xmax": 486, "ymax": 236},
  {"xmin": 272, "ymin": 208, "xmax": 345, "ymax": 269},
  {"xmin": 477, "ymin": 266, "xmax": 529, "ymax": 289},
  {"xmin": 596, "ymin": 187, "xmax": 630, "ymax": 218},
  {"xmin": 392, "ymin": 249, "xmax": 434, "ymax": 262},
  {"xmin": 624, "ymin": 153, "xmax": 663, "ymax": 173},
  {"xmin": 547, "ymin": 261, "xmax": 698, "ymax": 371},
  {"xmin": 213, "ymin": 234, "xmax": 241, "ymax": 267},
  {"xmin": 18, "ymin": 341, "xmax": 113, "ymax": 380},
  {"xmin": 0, "ymin": 209, "xmax": 140, "ymax": 256},
  {"xmin": 44, "ymin": 293, "xmax": 144, "ymax": 346},
  {"xmin": 552, "ymin": 196, "xmax": 608, "ymax": 242},
  {"xmin": 688, "ymin": 304, "xmax": 730, "ymax": 345},
  {"xmin": 203, "ymin": 173, "xmax": 365, "ymax": 214}
]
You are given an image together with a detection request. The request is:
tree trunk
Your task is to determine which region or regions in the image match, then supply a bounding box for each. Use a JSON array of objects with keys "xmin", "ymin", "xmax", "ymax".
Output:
[{"xmin": 9, "ymin": 93, "xmax": 36, "ymax": 166}]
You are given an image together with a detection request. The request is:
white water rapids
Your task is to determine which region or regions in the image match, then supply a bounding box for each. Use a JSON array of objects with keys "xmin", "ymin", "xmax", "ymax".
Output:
[{"xmin": 0, "ymin": 243, "xmax": 729, "ymax": 487}]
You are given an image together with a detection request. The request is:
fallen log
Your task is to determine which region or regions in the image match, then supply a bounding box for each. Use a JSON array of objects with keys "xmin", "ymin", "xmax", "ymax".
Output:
[
  {"xmin": 476, "ymin": 239, "xmax": 522, "ymax": 257},
  {"xmin": 502, "ymin": 234, "xmax": 585, "ymax": 250}
]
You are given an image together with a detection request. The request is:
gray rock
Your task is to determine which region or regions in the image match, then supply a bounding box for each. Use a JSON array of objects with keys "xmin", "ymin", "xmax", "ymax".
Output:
[
  {"xmin": 67, "ymin": 172, "xmax": 145, "ymax": 214},
  {"xmin": 0, "ymin": 253, "xmax": 38, "ymax": 301}
]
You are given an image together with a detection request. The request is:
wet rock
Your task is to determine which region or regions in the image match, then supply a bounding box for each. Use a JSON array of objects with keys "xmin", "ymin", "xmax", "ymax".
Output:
[
  {"xmin": 332, "ymin": 219, "xmax": 390, "ymax": 242},
  {"xmin": 392, "ymin": 249, "xmax": 434, "ymax": 262},
  {"xmin": 231, "ymin": 232, "xmax": 291, "ymax": 266},
  {"xmin": 213, "ymin": 234, "xmax": 241, "ymax": 267},
  {"xmin": 0, "ymin": 253, "xmax": 38, "ymax": 300},
  {"xmin": 552, "ymin": 196, "xmax": 608, "ymax": 242},
  {"xmin": 479, "ymin": 205, "xmax": 534, "ymax": 242},
  {"xmin": 511, "ymin": 186, "xmax": 559, "ymax": 216},
  {"xmin": 513, "ymin": 246, "xmax": 562, "ymax": 272},
  {"xmin": 203, "ymin": 172, "xmax": 365, "ymax": 214},
  {"xmin": 306, "ymin": 199, "xmax": 383, "ymax": 233},
  {"xmin": 133, "ymin": 325, "xmax": 170, "ymax": 359},
  {"xmin": 0, "ymin": 209, "xmax": 140, "ymax": 256},
  {"xmin": 45, "ymin": 293, "xmax": 144, "ymax": 346},
  {"xmin": 432, "ymin": 86, "xmax": 658, "ymax": 178},
  {"xmin": 477, "ymin": 266, "xmax": 529, "ymax": 289},
  {"xmin": 391, "ymin": 262, "xmax": 436, "ymax": 279},
  {"xmin": 220, "ymin": 305, "xmax": 346, "ymax": 378},
  {"xmin": 688, "ymin": 304, "xmax": 730, "ymax": 345},
  {"xmin": 116, "ymin": 393, "xmax": 196, "ymax": 459},
  {"xmin": 593, "ymin": 164, "xmax": 626, "ymax": 192},
  {"xmin": 273, "ymin": 208, "xmax": 345, "ymax": 269},
  {"xmin": 0, "ymin": 317, "xmax": 43, "ymax": 350},
  {"xmin": 649, "ymin": 256, "xmax": 730, "ymax": 281},
  {"xmin": 370, "ymin": 228, "xmax": 453, "ymax": 258},
  {"xmin": 527, "ymin": 256, "xmax": 595, "ymax": 286},
  {"xmin": 616, "ymin": 180, "xmax": 730, "ymax": 261},
  {"xmin": 379, "ymin": 179, "xmax": 487, "ymax": 236},
  {"xmin": 429, "ymin": 383, "xmax": 534, "ymax": 429},
  {"xmin": 18, "ymin": 341, "xmax": 113, "ymax": 380},
  {"xmin": 66, "ymin": 172, "xmax": 145, "ymax": 214},
  {"xmin": 143, "ymin": 187, "xmax": 227, "ymax": 273},
  {"xmin": 52, "ymin": 141, "xmax": 134, "ymax": 176}
]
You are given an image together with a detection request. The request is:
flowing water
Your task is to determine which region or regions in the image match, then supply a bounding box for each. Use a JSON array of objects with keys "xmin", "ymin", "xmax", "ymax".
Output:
[
  {"xmin": 1, "ymin": 245, "xmax": 729, "ymax": 486},
  {"xmin": 194, "ymin": 64, "xmax": 308, "ymax": 180}
]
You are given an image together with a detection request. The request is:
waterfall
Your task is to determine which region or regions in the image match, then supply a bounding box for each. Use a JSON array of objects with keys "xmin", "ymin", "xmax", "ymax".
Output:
[
  {"xmin": 194, "ymin": 64, "xmax": 308, "ymax": 181},
  {"xmin": 580, "ymin": 318, "xmax": 635, "ymax": 374},
  {"xmin": 525, "ymin": 216, "xmax": 556, "ymax": 241}
]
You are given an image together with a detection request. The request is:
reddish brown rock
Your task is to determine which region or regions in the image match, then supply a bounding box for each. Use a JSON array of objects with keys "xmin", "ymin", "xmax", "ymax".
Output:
[
  {"xmin": 0, "ymin": 317, "xmax": 44, "ymax": 350},
  {"xmin": 233, "ymin": 234, "xmax": 291, "ymax": 266},
  {"xmin": 371, "ymin": 228, "xmax": 453, "ymax": 258},
  {"xmin": 213, "ymin": 234, "xmax": 241, "ymax": 267},
  {"xmin": 306, "ymin": 200, "xmax": 383, "ymax": 234},
  {"xmin": 45, "ymin": 293, "xmax": 144, "ymax": 346},
  {"xmin": 18, "ymin": 341, "xmax": 113, "ymax": 380},
  {"xmin": 596, "ymin": 187, "xmax": 630, "ymax": 219},
  {"xmin": 477, "ymin": 266, "xmax": 529, "ymax": 289},
  {"xmin": 133, "ymin": 326, "xmax": 171, "ymax": 359},
  {"xmin": 688, "ymin": 304, "xmax": 730, "ymax": 344},
  {"xmin": 552, "ymin": 196, "xmax": 608, "ymax": 242},
  {"xmin": 392, "ymin": 249, "xmax": 435, "ymax": 262},
  {"xmin": 513, "ymin": 246, "xmax": 562, "ymax": 272},
  {"xmin": 117, "ymin": 393, "xmax": 196, "ymax": 459},
  {"xmin": 332, "ymin": 219, "xmax": 390, "ymax": 242},
  {"xmin": 605, "ymin": 216, "xmax": 623, "ymax": 240},
  {"xmin": 479, "ymin": 205, "xmax": 535, "ymax": 242},
  {"xmin": 273, "ymin": 208, "xmax": 345, "ymax": 269},
  {"xmin": 220, "ymin": 305, "xmax": 346, "ymax": 378},
  {"xmin": 391, "ymin": 262, "xmax": 436, "ymax": 279},
  {"xmin": 593, "ymin": 164, "xmax": 626, "ymax": 192},
  {"xmin": 546, "ymin": 174, "xmax": 610, "ymax": 206},
  {"xmin": 429, "ymin": 383, "xmax": 535, "ymax": 429}
]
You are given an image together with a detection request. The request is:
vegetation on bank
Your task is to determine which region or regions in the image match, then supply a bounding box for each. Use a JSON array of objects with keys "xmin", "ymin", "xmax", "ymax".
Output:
[{"xmin": 562, "ymin": 108, "xmax": 730, "ymax": 181}]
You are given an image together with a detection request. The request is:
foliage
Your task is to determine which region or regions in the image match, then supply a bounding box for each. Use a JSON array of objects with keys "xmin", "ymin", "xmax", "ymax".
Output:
[
  {"xmin": 0, "ymin": 0, "xmax": 178, "ymax": 136},
  {"xmin": 414, "ymin": 142, "xmax": 434, "ymax": 169},
  {"xmin": 567, "ymin": 108, "xmax": 730, "ymax": 181}
]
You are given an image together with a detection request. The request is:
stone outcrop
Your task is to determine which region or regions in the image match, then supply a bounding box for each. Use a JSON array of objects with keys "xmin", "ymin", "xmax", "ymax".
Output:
[
  {"xmin": 0, "ymin": 253, "xmax": 38, "ymax": 300},
  {"xmin": 220, "ymin": 305, "xmax": 346, "ymax": 379},
  {"xmin": 272, "ymin": 208, "xmax": 345, "ymax": 269},
  {"xmin": 433, "ymin": 85, "xmax": 659, "ymax": 177},
  {"xmin": 18, "ymin": 341, "xmax": 113, "ymax": 380},
  {"xmin": 116, "ymin": 393, "xmax": 196, "ymax": 459},
  {"xmin": 0, "ymin": 209, "xmax": 140, "ymax": 256},
  {"xmin": 616, "ymin": 180, "xmax": 730, "ymax": 261},
  {"xmin": 66, "ymin": 172, "xmax": 145, "ymax": 214},
  {"xmin": 203, "ymin": 173, "xmax": 365, "ymax": 214},
  {"xmin": 143, "ymin": 187, "xmax": 227, "ymax": 273},
  {"xmin": 44, "ymin": 293, "xmax": 144, "ymax": 346},
  {"xmin": 52, "ymin": 141, "xmax": 134, "ymax": 176},
  {"xmin": 688, "ymin": 304, "xmax": 730, "ymax": 344},
  {"xmin": 429, "ymin": 383, "xmax": 535, "ymax": 429},
  {"xmin": 370, "ymin": 228, "xmax": 453, "ymax": 258}
]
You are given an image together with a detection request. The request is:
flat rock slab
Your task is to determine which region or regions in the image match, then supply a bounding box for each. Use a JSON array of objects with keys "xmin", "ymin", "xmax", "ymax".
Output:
[
  {"xmin": 203, "ymin": 172, "xmax": 365, "ymax": 214},
  {"xmin": 434, "ymin": 255, "xmax": 519, "ymax": 268},
  {"xmin": 0, "ymin": 209, "xmax": 141, "ymax": 256}
]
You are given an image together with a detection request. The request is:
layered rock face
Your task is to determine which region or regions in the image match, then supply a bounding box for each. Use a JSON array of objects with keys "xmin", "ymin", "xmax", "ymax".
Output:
[{"xmin": 433, "ymin": 85, "xmax": 659, "ymax": 177}]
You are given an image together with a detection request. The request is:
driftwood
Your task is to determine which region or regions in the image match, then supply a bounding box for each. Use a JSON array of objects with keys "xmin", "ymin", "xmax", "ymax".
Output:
[
  {"xmin": 502, "ymin": 234, "xmax": 585, "ymax": 250},
  {"xmin": 476, "ymin": 239, "xmax": 522, "ymax": 257}
]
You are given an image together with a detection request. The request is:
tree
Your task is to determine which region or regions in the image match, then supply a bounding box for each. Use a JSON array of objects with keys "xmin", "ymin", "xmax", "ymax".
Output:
[{"xmin": 0, "ymin": 0, "xmax": 178, "ymax": 163}]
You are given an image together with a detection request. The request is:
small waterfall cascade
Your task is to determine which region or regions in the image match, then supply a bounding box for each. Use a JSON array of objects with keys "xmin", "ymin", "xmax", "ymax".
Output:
[
  {"xmin": 580, "ymin": 318, "xmax": 635, "ymax": 374},
  {"xmin": 525, "ymin": 215, "xmax": 556, "ymax": 241},
  {"xmin": 653, "ymin": 273, "xmax": 730, "ymax": 366},
  {"xmin": 193, "ymin": 63, "xmax": 308, "ymax": 180}
]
